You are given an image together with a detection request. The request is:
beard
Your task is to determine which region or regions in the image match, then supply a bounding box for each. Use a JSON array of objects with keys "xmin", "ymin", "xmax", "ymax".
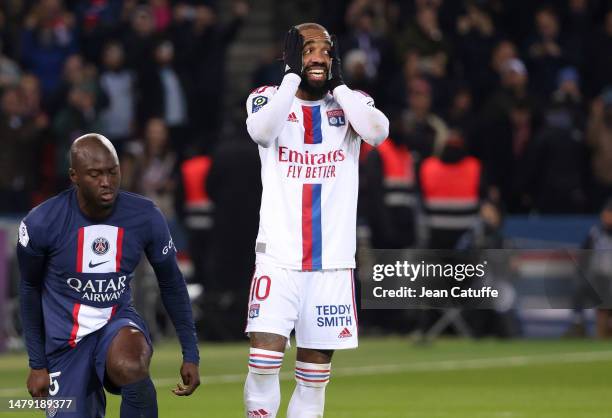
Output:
[{"xmin": 299, "ymin": 75, "xmax": 330, "ymax": 98}]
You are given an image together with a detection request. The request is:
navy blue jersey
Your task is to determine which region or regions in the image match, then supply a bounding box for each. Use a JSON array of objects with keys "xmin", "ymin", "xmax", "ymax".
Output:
[{"xmin": 19, "ymin": 188, "xmax": 180, "ymax": 357}]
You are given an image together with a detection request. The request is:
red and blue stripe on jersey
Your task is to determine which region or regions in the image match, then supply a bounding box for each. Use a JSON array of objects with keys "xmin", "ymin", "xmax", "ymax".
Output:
[
  {"xmin": 301, "ymin": 105, "xmax": 323, "ymax": 270},
  {"xmin": 302, "ymin": 184, "xmax": 322, "ymax": 271},
  {"xmin": 302, "ymin": 105, "xmax": 323, "ymax": 144}
]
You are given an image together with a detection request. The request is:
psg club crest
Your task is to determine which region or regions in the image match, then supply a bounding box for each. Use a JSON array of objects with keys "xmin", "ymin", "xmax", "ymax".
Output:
[
  {"xmin": 92, "ymin": 237, "xmax": 110, "ymax": 255},
  {"xmin": 326, "ymin": 109, "xmax": 346, "ymax": 127},
  {"xmin": 249, "ymin": 303, "xmax": 260, "ymax": 319}
]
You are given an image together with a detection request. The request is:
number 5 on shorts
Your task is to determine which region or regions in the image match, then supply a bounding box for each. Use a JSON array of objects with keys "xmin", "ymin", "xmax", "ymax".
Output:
[
  {"xmin": 49, "ymin": 371, "xmax": 61, "ymax": 396},
  {"xmin": 249, "ymin": 276, "xmax": 271, "ymax": 302}
]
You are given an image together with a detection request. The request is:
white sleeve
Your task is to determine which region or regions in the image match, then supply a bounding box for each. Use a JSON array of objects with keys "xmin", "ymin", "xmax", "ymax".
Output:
[
  {"xmin": 246, "ymin": 73, "xmax": 301, "ymax": 148},
  {"xmin": 332, "ymin": 86, "xmax": 389, "ymax": 146}
]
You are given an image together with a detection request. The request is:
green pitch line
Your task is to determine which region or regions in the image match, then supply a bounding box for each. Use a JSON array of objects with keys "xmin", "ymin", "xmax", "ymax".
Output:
[{"xmin": 1, "ymin": 338, "xmax": 611, "ymax": 417}]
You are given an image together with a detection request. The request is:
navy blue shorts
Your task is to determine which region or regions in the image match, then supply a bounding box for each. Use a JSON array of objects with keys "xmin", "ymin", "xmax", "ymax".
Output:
[{"xmin": 46, "ymin": 308, "xmax": 152, "ymax": 418}]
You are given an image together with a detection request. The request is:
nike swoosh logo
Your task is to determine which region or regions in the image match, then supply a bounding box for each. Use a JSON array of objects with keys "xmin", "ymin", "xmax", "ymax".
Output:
[{"xmin": 89, "ymin": 260, "xmax": 109, "ymax": 268}]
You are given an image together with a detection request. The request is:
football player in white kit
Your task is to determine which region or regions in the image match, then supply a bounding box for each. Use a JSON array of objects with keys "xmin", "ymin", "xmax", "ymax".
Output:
[{"xmin": 243, "ymin": 23, "xmax": 389, "ymax": 418}]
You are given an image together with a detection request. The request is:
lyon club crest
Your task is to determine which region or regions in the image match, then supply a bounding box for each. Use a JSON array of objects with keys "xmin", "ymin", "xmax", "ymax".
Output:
[
  {"xmin": 92, "ymin": 237, "xmax": 110, "ymax": 255},
  {"xmin": 326, "ymin": 109, "xmax": 346, "ymax": 127}
]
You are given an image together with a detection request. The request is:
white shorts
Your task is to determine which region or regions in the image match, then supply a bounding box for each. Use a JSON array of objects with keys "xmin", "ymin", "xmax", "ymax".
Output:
[{"xmin": 245, "ymin": 262, "xmax": 358, "ymax": 350}]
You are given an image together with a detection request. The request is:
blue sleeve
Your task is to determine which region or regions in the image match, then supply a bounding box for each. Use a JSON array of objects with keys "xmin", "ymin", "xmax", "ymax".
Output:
[
  {"xmin": 146, "ymin": 207, "xmax": 200, "ymax": 364},
  {"xmin": 17, "ymin": 220, "xmax": 48, "ymax": 369}
]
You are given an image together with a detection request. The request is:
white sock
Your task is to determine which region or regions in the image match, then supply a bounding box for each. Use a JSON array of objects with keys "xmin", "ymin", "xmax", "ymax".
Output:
[
  {"xmin": 244, "ymin": 348, "xmax": 284, "ymax": 418},
  {"xmin": 286, "ymin": 361, "xmax": 331, "ymax": 418}
]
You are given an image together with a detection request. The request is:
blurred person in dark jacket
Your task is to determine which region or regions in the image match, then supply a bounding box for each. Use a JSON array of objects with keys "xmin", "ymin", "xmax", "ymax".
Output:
[
  {"xmin": 525, "ymin": 6, "xmax": 568, "ymax": 99},
  {"xmin": 170, "ymin": 1, "xmax": 248, "ymax": 148},
  {"xmin": 20, "ymin": 0, "xmax": 78, "ymax": 97},
  {"xmin": 571, "ymin": 199, "xmax": 612, "ymax": 338},
  {"xmin": 52, "ymin": 82, "xmax": 104, "ymax": 185},
  {"xmin": 121, "ymin": 5, "xmax": 158, "ymax": 75},
  {"xmin": 402, "ymin": 78, "xmax": 448, "ymax": 160},
  {"xmin": 519, "ymin": 67, "xmax": 587, "ymax": 213},
  {"xmin": 456, "ymin": 200, "xmax": 520, "ymax": 338},
  {"xmin": 99, "ymin": 41, "xmax": 135, "ymax": 151},
  {"xmin": 586, "ymin": 87, "xmax": 612, "ymax": 210},
  {"xmin": 0, "ymin": 86, "xmax": 45, "ymax": 213},
  {"xmin": 585, "ymin": 9, "xmax": 612, "ymax": 98},
  {"xmin": 455, "ymin": 1, "xmax": 499, "ymax": 109},
  {"xmin": 365, "ymin": 111, "xmax": 417, "ymax": 249},
  {"xmin": 251, "ymin": 43, "xmax": 283, "ymax": 88},
  {"xmin": 74, "ymin": 0, "xmax": 123, "ymax": 65},
  {"xmin": 342, "ymin": 49, "xmax": 377, "ymax": 96},
  {"xmin": 204, "ymin": 132, "xmax": 261, "ymax": 340},
  {"xmin": 137, "ymin": 38, "xmax": 193, "ymax": 157},
  {"xmin": 340, "ymin": 6, "xmax": 386, "ymax": 83}
]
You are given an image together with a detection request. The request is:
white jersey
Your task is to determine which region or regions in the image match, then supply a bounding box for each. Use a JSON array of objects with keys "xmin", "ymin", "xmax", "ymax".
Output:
[{"xmin": 246, "ymin": 86, "xmax": 375, "ymax": 271}]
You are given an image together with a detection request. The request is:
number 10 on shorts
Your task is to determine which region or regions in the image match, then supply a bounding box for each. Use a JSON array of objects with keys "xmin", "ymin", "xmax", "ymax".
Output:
[{"xmin": 249, "ymin": 276, "xmax": 271, "ymax": 302}]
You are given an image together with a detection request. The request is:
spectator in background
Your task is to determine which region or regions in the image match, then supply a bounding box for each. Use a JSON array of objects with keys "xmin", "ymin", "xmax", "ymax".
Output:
[
  {"xmin": 99, "ymin": 41, "xmax": 135, "ymax": 151},
  {"xmin": 251, "ymin": 43, "xmax": 283, "ymax": 88},
  {"xmin": 149, "ymin": 0, "xmax": 172, "ymax": 32},
  {"xmin": 121, "ymin": 117, "xmax": 177, "ymax": 218},
  {"xmin": 0, "ymin": 86, "xmax": 44, "ymax": 213},
  {"xmin": 419, "ymin": 132, "xmax": 483, "ymax": 249},
  {"xmin": 343, "ymin": 49, "xmax": 377, "ymax": 96},
  {"xmin": 402, "ymin": 78, "xmax": 447, "ymax": 160},
  {"xmin": 586, "ymin": 87, "xmax": 612, "ymax": 210},
  {"xmin": 364, "ymin": 111, "xmax": 418, "ymax": 249},
  {"xmin": 20, "ymin": 73, "xmax": 53, "ymax": 201},
  {"xmin": 581, "ymin": 199, "xmax": 612, "ymax": 338},
  {"xmin": 341, "ymin": 6, "xmax": 385, "ymax": 83},
  {"xmin": 563, "ymin": 0, "xmax": 591, "ymax": 68},
  {"xmin": 74, "ymin": 0, "xmax": 122, "ymax": 65},
  {"xmin": 383, "ymin": 49, "xmax": 421, "ymax": 111},
  {"xmin": 519, "ymin": 69, "xmax": 587, "ymax": 214},
  {"xmin": 52, "ymin": 81, "xmax": 105, "ymax": 185},
  {"xmin": 444, "ymin": 85, "xmax": 476, "ymax": 147},
  {"xmin": 206, "ymin": 131, "xmax": 261, "ymax": 340},
  {"xmin": 396, "ymin": 5, "xmax": 450, "ymax": 73},
  {"xmin": 138, "ymin": 38, "xmax": 192, "ymax": 157},
  {"xmin": 171, "ymin": 1, "xmax": 248, "ymax": 148},
  {"xmin": 585, "ymin": 9, "xmax": 612, "ymax": 98},
  {"xmin": 455, "ymin": 2, "xmax": 499, "ymax": 108},
  {"xmin": 0, "ymin": 40, "xmax": 21, "ymax": 89},
  {"xmin": 20, "ymin": 0, "xmax": 78, "ymax": 97},
  {"xmin": 121, "ymin": 5, "xmax": 158, "ymax": 74},
  {"xmin": 479, "ymin": 97, "xmax": 536, "ymax": 213},
  {"xmin": 525, "ymin": 6, "xmax": 567, "ymax": 99},
  {"xmin": 47, "ymin": 54, "xmax": 105, "ymax": 115},
  {"xmin": 477, "ymin": 39, "xmax": 519, "ymax": 108}
]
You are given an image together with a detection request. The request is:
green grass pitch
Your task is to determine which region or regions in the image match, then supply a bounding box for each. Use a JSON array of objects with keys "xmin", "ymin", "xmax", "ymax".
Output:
[{"xmin": 1, "ymin": 337, "xmax": 611, "ymax": 417}]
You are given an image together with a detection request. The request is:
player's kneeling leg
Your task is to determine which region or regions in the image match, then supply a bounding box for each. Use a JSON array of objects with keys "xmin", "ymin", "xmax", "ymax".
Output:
[
  {"xmin": 287, "ymin": 361, "xmax": 331, "ymax": 418},
  {"xmin": 244, "ymin": 348, "xmax": 284, "ymax": 418},
  {"xmin": 106, "ymin": 327, "xmax": 157, "ymax": 418}
]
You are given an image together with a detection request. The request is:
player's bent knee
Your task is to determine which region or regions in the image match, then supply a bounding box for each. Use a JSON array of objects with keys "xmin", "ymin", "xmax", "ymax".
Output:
[{"xmin": 107, "ymin": 327, "xmax": 151, "ymax": 386}]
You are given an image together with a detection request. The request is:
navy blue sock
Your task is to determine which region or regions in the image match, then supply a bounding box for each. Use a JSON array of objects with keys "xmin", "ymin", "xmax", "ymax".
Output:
[{"xmin": 120, "ymin": 377, "xmax": 158, "ymax": 418}]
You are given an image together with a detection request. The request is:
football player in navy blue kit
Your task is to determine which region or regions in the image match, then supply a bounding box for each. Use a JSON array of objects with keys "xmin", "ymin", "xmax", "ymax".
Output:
[{"xmin": 18, "ymin": 133, "xmax": 200, "ymax": 418}]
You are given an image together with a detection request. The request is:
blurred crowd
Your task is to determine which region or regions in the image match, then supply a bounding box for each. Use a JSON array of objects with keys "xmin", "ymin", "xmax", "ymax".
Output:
[
  {"xmin": 2, "ymin": 0, "xmax": 612, "ymax": 340},
  {"xmin": 0, "ymin": 0, "xmax": 249, "ymax": 214},
  {"xmin": 305, "ymin": 0, "xmax": 612, "ymax": 219}
]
